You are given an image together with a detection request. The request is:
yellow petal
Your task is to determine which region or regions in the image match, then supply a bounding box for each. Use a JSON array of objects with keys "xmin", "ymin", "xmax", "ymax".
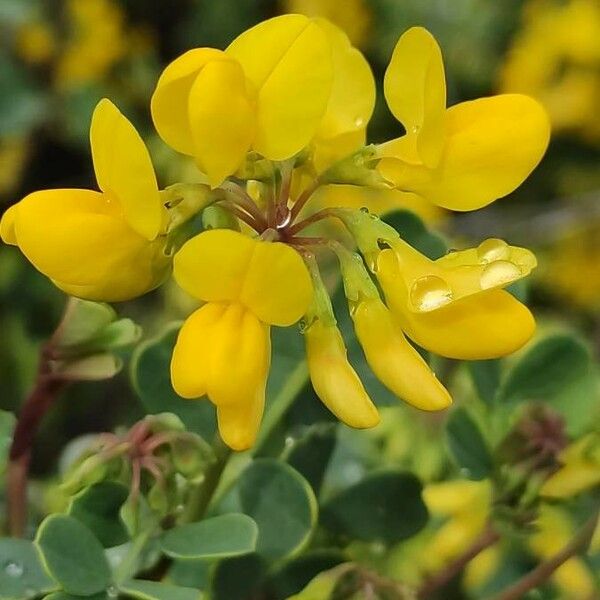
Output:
[
  {"xmin": 173, "ymin": 229, "xmax": 312, "ymax": 326},
  {"xmin": 384, "ymin": 27, "xmax": 446, "ymax": 167},
  {"xmin": 380, "ymin": 94, "xmax": 551, "ymax": 211},
  {"xmin": 150, "ymin": 48, "xmax": 229, "ymax": 156},
  {"xmin": 90, "ymin": 99, "xmax": 163, "ymax": 240},
  {"xmin": 227, "ymin": 14, "xmax": 333, "ymax": 159},
  {"xmin": 389, "ymin": 237, "xmax": 536, "ymax": 313},
  {"xmin": 423, "ymin": 480, "xmax": 491, "ymax": 516},
  {"xmin": 171, "ymin": 303, "xmax": 226, "ymax": 399},
  {"xmin": 353, "ymin": 298, "xmax": 452, "ymax": 411},
  {"xmin": 313, "ymin": 184, "xmax": 444, "ymax": 223},
  {"xmin": 188, "ymin": 59, "xmax": 255, "ymax": 187},
  {"xmin": 314, "ymin": 18, "xmax": 375, "ymax": 141},
  {"xmin": 0, "ymin": 204, "xmax": 18, "ymax": 244},
  {"xmin": 241, "ymin": 239, "xmax": 313, "ymax": 326},
  {"xmin": 10, "ymin": 189, "xmax": 169, "ymax": 301},
  {"xmin": 174, "ymin": 229, "xmax": 255, "ymax": 303},
  {"xmin": 217, "ymin": 396, "xmax": 265, "ymax": 451},
  {"xmin": 305, "ymin": 320, "xmax": 379, "ymax": 428},
  {"xmin": 377, "ymin": 249, "xmax": 536, "ymax": 359}
]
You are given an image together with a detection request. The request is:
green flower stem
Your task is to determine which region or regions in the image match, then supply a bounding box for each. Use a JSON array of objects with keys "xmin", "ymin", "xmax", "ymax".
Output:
[
  {"xmin": 181, "ymin": 437, "xmax": 231, "ymax": 524},
  {"xmin": 114, "ymin": 526, "xmax": 156, "ymax": 585},
  {"xmin": 489, "ymin": 511, "xmax": 599, "ymax": 600},
  {"xmin": 5, "ymin": 300, "xmax": 75, "ymax": 536}
]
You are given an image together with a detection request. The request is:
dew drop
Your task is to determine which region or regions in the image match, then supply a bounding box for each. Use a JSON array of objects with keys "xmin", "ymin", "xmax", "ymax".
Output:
[
  {"xmin": 480, "ymin": 260, "xmax": 521, "ymax": 289},
  {"xmin": 411, "ymin": 125, "xmax": 420, "ymax": 134},
  {"xmin": 360, "ymin": 206, "xmax": 370, "ymax": 213},
  {"xmin": 477, "ymin": 238, "xmax": 510, "ymax": 263},
  {"xmin": 298, "ymin": 319, "xmax": 307, "ymax": 334},
  {"xmin": 354, "ymin": 117, "xmax": 365, "ymax": 127},
  {"xmin": 410, "ymin": 276, "xmax": 453, "ymax": 312},
  {"xmin": 4, "ymin": 561, "xmax": 24, "ymax": 578}
]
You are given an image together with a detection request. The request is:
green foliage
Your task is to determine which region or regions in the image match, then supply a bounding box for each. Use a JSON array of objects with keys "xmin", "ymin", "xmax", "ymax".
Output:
[
  {"xmin": 130, "ymin": 325, "xmax": 216, "ymax": 439},
  {"xmin": 468, "ymin": 359, "xmax": 502, "ymax": 406},
  {"xmin": 161, "ymin": 514, "xmax": 258, "ymax": 560},
  {"xmin": 68, "ymin": 482, "xmax": 130, "ymax": 548},
  {"xmin": 0, "ymin": 539, "xmax": 56, "ymax": 600},
  {"xmin": 118, "ymin": 579, "xmax": 200, "ymax": 600},
  {"xmin": 35, "ymin": 515, "xmax": 112, "ymax": 596},
  {"xmin": 446, "ymin": 407, "xmax": 493, "ymax": 480},
  {"xmin": 497, "ymin": 333, "xmax": 593, "ymax": 404},
  {"xmin": 383, "ymin": 210, "xmax": 447, "ymax": 259},
  {"xmin": 216, "ymin": 459, "xmax": 318, "ymax": 561},
  {"xmin": 321, "ymin": 471, "xmax": 429, "ymax": 543}
]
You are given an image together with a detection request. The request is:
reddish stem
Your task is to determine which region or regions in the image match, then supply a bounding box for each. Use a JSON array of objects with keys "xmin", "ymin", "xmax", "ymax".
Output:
[{"xmin": 7, "ymin": 344, "xmax": 66, "ymax": 536}]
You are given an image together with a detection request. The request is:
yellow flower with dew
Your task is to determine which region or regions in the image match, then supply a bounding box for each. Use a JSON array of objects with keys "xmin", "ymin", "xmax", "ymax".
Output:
[
  {"xmin": 1, "ymin": 99, "xmax": 170, "ymax": 302},
  {"xmin": 2, "ymin": 15, "xmax": 549, "ymax": 450},
  {"xmin": 378, "ymin": 27, "xmax": 550, "ymax": 211}
]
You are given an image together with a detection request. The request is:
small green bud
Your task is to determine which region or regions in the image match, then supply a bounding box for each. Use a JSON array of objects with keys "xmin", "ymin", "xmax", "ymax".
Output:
[{"xmin": 319, "ymin": 145, "xmax": 393, "ymax": 189}]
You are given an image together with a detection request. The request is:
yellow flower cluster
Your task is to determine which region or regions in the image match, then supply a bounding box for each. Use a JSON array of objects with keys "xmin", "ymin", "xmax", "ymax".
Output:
[
  {"xmin": 1, "ymin": 15, "xmax": 550, "ymax": 449},
  {"xmin": 499, "ymin": 0, "xmax": 600, "ymax": 143}
]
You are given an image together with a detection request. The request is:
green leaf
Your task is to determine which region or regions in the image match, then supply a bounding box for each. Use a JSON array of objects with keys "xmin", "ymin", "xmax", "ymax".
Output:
[
  {"xmin": 35, "ymin": 514, "xmax": 111, "ymax": 596},
  {"xmin": 497, "ymin": 334, "xmax": 592, "ymax": 404},
  {"xmin": 210, "ymin": 554, "xmax": 267, "ymax": 600},
  {"xmin": 130, "ymin": 324, "xmax": 216, "ymax": 439},
  {"xmin": 0, "ymin": 538, "xmax": 56, "ymax": 599},
  {"xmin": 283, "ymin": 424, "xmax": 336, "ymax": 494},
  {"xmin": 55, "ymin": 300, "xmax": 116, "ymax": 349},
  {"xmin": 119, "ymin": 579, "xmax": 201, "ymax": 600},
  {"xmin": 68, "ymin": 482, "xmax": 129, "ymax": 548},
  {"xmin": 44, "ymin": 593, "xmax": 109, "ymax": 600},
  {"xmin": 321, "ymin": 471, "xmax": 428, "ymax": 543},
  {"xmin": 56, "ymin": 353, "xmax": 122, "ymax": 381},
  {"xmin": 161, "ymin": 514, "xmax": 258, "ymax": 560},
  {"xmin": 216, "ymin": 459, "xmax": 318, "ymax": 561},
  {"xmin": 445, "ymin": 408, "xmax": 493, "ymax": 480},
  {"xmin": 383, "ymin": 210, "xmax": 447, "ymax": 260},
  {"xmin": 468, "ymin": 359, "xmax": 501, "ymax": 406}
]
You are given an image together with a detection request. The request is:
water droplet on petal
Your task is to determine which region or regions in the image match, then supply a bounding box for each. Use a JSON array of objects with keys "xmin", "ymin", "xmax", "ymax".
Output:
[
  {"xmin": 360, "ymin": 206, "xmax": 369, "ymax": 213},
  {"xmin": 477, "ymin": 238, "xmax": 510, "ymax": 263},
  {"xmin": 411, "ymin": 125, "xmax": 420, "ymax": 134},
  {"xmin": 480, "ymin": 260, "xmax": 521, "ymax": 289},
  {"xmin": 298, "ymin": 319, "xmax": 307, "ymax": 334},
  {"xmin": 355, "ymin": 117, "xmax": 365, "ymax": 127},
  {"xmin": 410, "ymin": 275, "xmax": 453, "ymax": 312},
  {"xmin": 4, "ymin": 561, "xmax": 24, "ymax": 578}
]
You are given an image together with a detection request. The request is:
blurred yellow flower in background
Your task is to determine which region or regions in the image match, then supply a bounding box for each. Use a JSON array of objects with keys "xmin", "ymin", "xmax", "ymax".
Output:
[
  {"xmin": 284, "ymin": 0, "xmax": 372, "ymax": 48},
  {"xmin": 499, "ymin": 0, "xmax": 600, "ymax": 143}
]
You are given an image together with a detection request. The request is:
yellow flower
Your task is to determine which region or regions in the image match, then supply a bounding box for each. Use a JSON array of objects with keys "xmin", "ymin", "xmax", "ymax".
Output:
[
  {"xmin": 284, "ymin": 0, "xmax": 372, "ymax": 48},
  {"xmin": 541, "ymin": 433, "xmax": 600, "ymax": 498},
  {"xmin": 55, "ymin": 0, "xmax": 128, "ymax": 89},
  {"xmin": 528, "ymin": 505, "xmax": 598, "ymax": 599},
  {"xmin": 305, "ymin": 319, "xmax": 380, "ymax": 428},
  {"xmin": 15, "ymin": 21, "xmax": 56, "ymax": 65},
  {"xmin": 170, "ymin": 229, "xmax": 313, "ymax": 450},
  {"xmin": 151, "ymin": 15, "xmax": 375, "ymax": 188},
  {"xmin": 422, "ymin": 480, "xmax": 493, "ymax": 573},
  {"xmin": 499, "ymin": 0, "xmax": 600, "ymax": 142},
  {"xmin": 378, "ymin": 27, "xmax": 551, "ymax": 211},
  {"xmin": 1, "ymin": 99, "xmax": 169, "ymax": 302}
]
